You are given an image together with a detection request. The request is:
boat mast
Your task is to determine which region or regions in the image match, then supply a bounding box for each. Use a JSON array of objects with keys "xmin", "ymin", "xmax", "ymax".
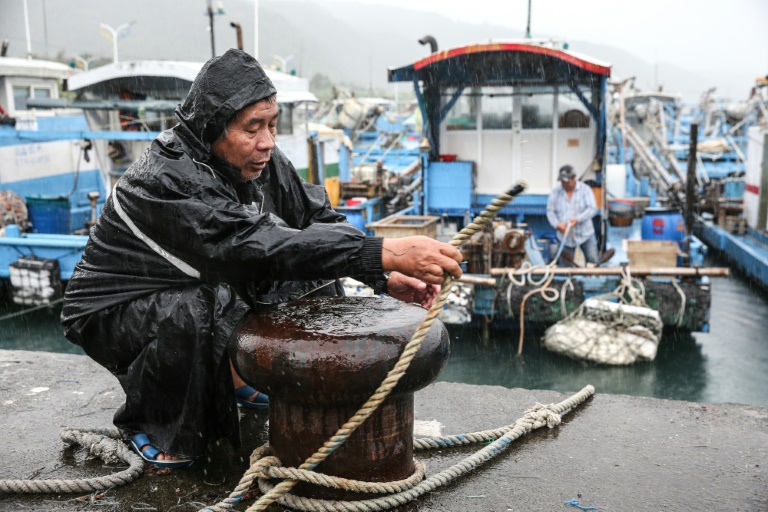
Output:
[{"xmin": 525, "ymin": 0, "xmax": 532, "ymax": 39}]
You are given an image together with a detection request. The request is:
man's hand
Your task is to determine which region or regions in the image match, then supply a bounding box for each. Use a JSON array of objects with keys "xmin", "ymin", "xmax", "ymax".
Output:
[
  {"xmin": 381, "ymin": 236, "xmax": 463, "ymax": 285},
  {"xmin": 568, "ymin": 218, "xmax": 578, "ymax": 227},
  {"xmin": 386, "ymin": 272, "xmax": 440, "ymax": 309},
  {"xmin": 557, "ymin": 222, "xmax": 567, "ymax": 233}
]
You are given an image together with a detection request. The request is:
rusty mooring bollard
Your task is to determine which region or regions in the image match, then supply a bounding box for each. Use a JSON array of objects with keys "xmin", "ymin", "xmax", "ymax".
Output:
[{"xmin": 230, "ymin": 296, "xmax": 449, "ymax": 499}]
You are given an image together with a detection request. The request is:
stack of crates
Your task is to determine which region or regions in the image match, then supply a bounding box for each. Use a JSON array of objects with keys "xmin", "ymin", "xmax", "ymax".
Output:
[{"xmin": 9, "ymin": 257, "xmax": 62, "ymax": 305}]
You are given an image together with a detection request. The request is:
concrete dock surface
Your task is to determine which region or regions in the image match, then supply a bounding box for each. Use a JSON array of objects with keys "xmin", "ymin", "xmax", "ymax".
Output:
[{"xmin": 1, "ymin": 349, "xmax": 766, "ymax": 511}]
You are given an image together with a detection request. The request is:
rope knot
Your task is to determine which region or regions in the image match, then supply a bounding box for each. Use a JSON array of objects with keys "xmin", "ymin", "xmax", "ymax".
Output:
[{"xmin": 523, "ymin": 403, "xmax": 562, "ymax": 429}]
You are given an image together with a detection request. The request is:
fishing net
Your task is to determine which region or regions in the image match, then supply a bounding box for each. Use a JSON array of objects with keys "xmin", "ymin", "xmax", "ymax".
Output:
[
  {"xmin": 542, "ymin": 267, "xmax": 664, "ymax": 365},
  {"xmin": 0, "ymin": 190, "xmax": 30, "ymax": 231}
]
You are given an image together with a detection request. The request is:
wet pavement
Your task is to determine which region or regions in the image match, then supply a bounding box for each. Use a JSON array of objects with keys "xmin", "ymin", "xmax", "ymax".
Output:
[{"xmin": 1, "ymin": 349, "xmax": 766, "ymax": 511}]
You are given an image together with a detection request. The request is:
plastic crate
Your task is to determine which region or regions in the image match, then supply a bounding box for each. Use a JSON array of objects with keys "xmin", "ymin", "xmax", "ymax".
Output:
[{"xmin": 9, "ymin": 257, "xmax": 62, "ymax": 305}]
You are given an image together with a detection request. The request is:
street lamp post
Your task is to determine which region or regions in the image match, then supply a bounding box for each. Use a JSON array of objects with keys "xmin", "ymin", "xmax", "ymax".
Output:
[
  {"xmin": 273, "ymin": 54, "xmax": 294, "ymax": 73},
  {"xmin": 73, "ymin": 56, "xmax": 96, "ymax": 71},
  {"xmin": 99, "ymin": 22, "xmax": 135, "ymax": 63}
]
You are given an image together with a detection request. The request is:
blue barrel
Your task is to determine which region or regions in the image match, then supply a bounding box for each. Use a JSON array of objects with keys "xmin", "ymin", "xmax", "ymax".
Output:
[{"xmin": 641, "ymin": 207, "xmax": 685, "ymax": 241}]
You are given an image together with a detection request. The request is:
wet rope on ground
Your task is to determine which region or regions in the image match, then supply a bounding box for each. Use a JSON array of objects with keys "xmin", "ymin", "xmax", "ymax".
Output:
[
  {"xmin": 0, "ymin": 428, "xmax": 144, "ymax": 494},
  {"xmin": 202, "ymin": 183, "xmax": 529, "ymax": 512},
  {"xmin": 205, "ymin": 386, "xmax": 594, "ymax": 512}
]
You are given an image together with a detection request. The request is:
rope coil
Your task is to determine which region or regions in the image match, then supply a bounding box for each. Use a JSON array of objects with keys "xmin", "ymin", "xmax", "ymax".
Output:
[
  {"xmin": 0, "ymin": 428, "xmax": 144, "ymax": 495},
  {"xmin": 203, "ymin": 385, "xmax": 595, "ymax": 512}
]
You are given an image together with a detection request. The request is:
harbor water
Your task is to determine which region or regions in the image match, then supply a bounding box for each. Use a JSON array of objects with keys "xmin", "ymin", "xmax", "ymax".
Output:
[{"xmin": 1, "ymin": 253, "xmax": 766, "ymax": 408}]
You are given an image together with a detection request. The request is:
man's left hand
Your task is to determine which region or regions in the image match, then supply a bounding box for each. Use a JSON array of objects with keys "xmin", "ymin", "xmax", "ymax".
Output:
[{"xmin": 386, "ymin": 272, "xmax": 440, "ymax": 309}]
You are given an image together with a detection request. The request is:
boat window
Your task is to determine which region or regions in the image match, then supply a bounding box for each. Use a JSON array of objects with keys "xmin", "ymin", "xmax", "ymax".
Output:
[
  {"xmin": 558, "ymin": 90, "xmax": 592, "ymax": 128},
  {"xmin": 481, "ymin": 87, "xmax": 513, "ymax": 130},
  {"xmin": 13, "ymin": 86, "xmax": 31, "ymax": 110},
  {"xmin": 33, "ymin": 88, "xmax": 52, "ymax": 99},
  {"xmin": 278, "ymin": 103, "xmax": 293, "ymax": 135},
  {"xmin": 443, "ymin": 88, "xmax": 477, "ymax": 131},
  {"xmin": 12, "ymin": 84, "xmax": 55, "ymax": 111},
  {"xmin": 521, "ymin": 90, "xmax": 554, "ymax": 129}
]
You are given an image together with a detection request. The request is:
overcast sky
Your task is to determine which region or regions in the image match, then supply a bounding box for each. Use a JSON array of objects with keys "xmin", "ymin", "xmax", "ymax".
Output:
[{"xmin": 331, "ymin": 0, "xmax": 768, "ymax": 85}]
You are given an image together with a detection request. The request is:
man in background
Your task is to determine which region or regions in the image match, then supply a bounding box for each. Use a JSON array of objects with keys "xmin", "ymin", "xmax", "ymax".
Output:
[{"xmin": 546, "ymin": 164, "xmax": 600, "ymax": 266}]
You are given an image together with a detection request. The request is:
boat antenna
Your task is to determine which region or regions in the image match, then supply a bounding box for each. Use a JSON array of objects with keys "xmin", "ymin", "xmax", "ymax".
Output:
[
  {"xmin": 418, "ymin": 35, "xmax": 438, "ymax": 54},
  {"xmin": 525, "ymin": 0, "xmax": 532, "ymax": 38}
]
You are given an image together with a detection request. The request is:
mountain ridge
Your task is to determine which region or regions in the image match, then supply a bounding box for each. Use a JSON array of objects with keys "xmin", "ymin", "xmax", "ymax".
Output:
[{"xmin": 0, "ymin": 0, "xmax": 746, "ymax": 101}]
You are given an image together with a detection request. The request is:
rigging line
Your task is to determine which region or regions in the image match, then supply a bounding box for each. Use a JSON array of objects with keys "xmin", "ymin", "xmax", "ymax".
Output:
[{"xmin": 0, "ymin": 297, "xmax": 63, "ymax": 323}]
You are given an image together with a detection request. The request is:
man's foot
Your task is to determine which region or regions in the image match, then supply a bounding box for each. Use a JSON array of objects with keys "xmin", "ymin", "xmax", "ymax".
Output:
[
  {"xmin": 235, "ymin": 385, "xmax": 269, "ymax": 410},
  {"xmin": 129, "ymin": 434, "xmax": 193, "ymax": 469},
  {"xmin": 599, "ymin": 248, "xmax": 616, "ymax": 265}
]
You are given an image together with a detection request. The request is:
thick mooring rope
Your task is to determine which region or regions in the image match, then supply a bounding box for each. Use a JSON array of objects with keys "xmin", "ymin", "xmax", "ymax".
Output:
[
  {"xmin": 201, "ymin": 183, "xmax": 530, "ymax": 512},
  {"xmin": 0, "ymin": 428, "xmax": 144, "ymax": 494},
  {"xmin": 247, "ymin": 181, "xmax": 528, "ymax": 510},
  {"xmin": 508, "ymin": 223, "xmax": 572, "ymax": 356},
  {"xmin": 205, "ymin": 385, "xmax": 594, "ymax": 512}
]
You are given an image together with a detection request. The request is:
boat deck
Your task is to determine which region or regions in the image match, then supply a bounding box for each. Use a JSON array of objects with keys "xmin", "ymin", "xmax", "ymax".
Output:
[{"xmin": 696, "ymin": 220, "xmax": 768, "ymax": 289}]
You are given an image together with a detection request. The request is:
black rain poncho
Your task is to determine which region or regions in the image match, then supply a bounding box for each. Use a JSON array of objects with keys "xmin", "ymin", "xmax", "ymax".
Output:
[{"xmin": 61, "ymin": 49, "xmax": 385, "ymax": 459}]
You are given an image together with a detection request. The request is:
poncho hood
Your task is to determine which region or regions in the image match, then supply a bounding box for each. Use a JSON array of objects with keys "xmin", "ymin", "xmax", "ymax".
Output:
[{"xmin": 175, "ymin": 48, "xmax": 277, "ymax": 154}]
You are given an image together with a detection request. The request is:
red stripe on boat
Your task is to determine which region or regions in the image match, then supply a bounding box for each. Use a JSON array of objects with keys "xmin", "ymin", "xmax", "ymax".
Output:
[
  {"xmin": 745, "ymin": 183, "xmax": 760, "ymax": 195},
  {"xmin": 412, "ymin": 43, "xmax": 611, "ymax": 76}
]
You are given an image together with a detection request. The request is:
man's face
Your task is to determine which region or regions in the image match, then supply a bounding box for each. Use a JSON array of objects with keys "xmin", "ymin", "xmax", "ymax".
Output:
[
  {"xmin": 211, "ymin": 98, "xmax": 278, "ymax": 182},
  {"xmin": 561, "ymin": 176, "xmax": 576, "ymax": 192}
]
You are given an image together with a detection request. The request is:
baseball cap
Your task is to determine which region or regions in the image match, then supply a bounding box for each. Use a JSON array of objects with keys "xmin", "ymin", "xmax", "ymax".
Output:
[{"xmin": 558, "ymin": 165, "xmax": 576, "ymax": 182}]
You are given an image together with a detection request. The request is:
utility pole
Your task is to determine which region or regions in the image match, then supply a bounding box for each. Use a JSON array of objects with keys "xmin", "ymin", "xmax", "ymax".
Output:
[
  {"xmin": 207, "ymin": 0, "xmax": 216, "ymax": 58},
  {"xmin": 22, "ymin": 0, "xmax": 32, "ymax": 58},
  {"xmin": 206, "ymin": 0, "xmax": 225, "ymax": 58},
  {"xmin": 42, "ymin": 0, "xmax": 49, "ymax": 58},
  {"xmin": 684, "ymin": 123, "xmax": 698, "ymax": 261},
  {"xmin": 525, "ymin": 0, "xmax": 532, "ymax": 39},
  {"xmin": 253, "ymin": 0, "xmax": 259, "ymax": 60}
]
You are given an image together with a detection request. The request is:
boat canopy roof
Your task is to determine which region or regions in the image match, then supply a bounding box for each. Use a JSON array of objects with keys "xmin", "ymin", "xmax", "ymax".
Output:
[
  {"xmin": 67, "ymin": 60, "xmax": 317, "ymax": 104},
  {"xmin": 388, "ymin": 40, "xmax": 610, "ymax": 87},
  {"xmin": 0, "ymin": 57, "xmax": 75, "ymax": 79}
]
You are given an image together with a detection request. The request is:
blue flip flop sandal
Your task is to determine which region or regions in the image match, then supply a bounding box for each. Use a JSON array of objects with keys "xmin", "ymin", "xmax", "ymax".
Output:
[
  {"xmin": 235, "ymin": 385, "xmax": 269, "ymax": 410},
  {"xmin": 130, "ymin": 434, "xmax": 194, "ymax": 469}
]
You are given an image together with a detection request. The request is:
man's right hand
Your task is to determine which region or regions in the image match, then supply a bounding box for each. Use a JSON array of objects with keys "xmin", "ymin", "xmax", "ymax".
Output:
[
  {"xmin": 381, "ymin": 236, "xmax": 463, "ymax": 285},
  {"xmin": 557, "ymin": 223, "xmax": 567, "ymax": 233}
]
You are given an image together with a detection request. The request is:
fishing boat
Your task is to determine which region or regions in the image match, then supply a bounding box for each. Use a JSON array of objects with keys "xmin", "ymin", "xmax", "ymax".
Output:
[
  {"xmin": 0, "ymin": 56, "xmax": 347, "ymax": 305},
  {"xmin": 691, "ymin": 79, "xmax": 768, "ymax": 289},
  {"xmin": 612, "ymin": 76, "xmax": 768, "ymax": 290},
  {"xmin": 46, "ymin": 59, "xmax": 346, "ymax": 192},
  {"xmin": 0, "ymin": 56, "xmax": 101, "ymax": 303},
  {"xmin": 350, "ymin": 38, "xmax": 723, "ymax": 342}
]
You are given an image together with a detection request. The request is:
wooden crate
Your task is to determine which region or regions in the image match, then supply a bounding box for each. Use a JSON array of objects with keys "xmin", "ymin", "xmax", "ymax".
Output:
[
  {"xmin": 724, "ymin": 215, "xmax": 746, "ymax": 235},
  {"xmin": 367, "ymin": 215, "xmax": 440, "ymax": 239},
  {"xmin": 627, "ymin": 240, "xmax": 679, "ymax": 269}
]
